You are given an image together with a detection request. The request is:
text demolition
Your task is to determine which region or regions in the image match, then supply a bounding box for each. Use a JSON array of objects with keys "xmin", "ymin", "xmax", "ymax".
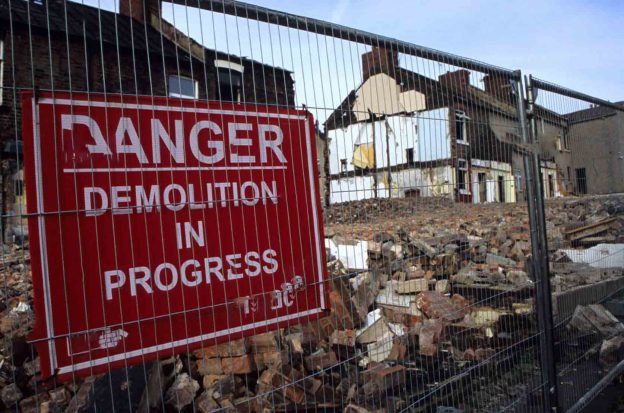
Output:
[{"xmin": 84, "ymin": 181, "xmax": 278, "ymax": 216}]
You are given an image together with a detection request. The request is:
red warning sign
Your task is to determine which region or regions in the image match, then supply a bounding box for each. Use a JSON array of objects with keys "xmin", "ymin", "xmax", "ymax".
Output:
[{"xmin": 21, "ymin": 91, "xmax": 327, "ymax": 379}]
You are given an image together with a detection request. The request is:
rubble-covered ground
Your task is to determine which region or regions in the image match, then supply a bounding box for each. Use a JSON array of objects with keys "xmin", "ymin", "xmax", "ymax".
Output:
[{"xmin": 1, "ymin": 194, "xmax": 624, "ymax": 412}]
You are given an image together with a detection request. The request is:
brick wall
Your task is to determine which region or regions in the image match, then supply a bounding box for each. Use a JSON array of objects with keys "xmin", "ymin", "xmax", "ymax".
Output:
[
  {"xmin": 0, "ymin": 22, "xmax": 294, "ymax": 241},
  {"xmin": 0, "ymin": 25, "xmax": 295, "ymax": 152}
]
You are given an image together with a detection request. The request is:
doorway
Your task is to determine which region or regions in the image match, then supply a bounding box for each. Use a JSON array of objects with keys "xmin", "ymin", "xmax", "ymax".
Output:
[
  {"xmin": 478, "ymin": 173, "xmax": 486, "ymax": 203},
  {"xmin": 498, "ymin": 175, "xmax": 505, "ymax": 203},
  {"xmin": 547, "ymin": 174, "xmax": 555, "ymax": 198}
]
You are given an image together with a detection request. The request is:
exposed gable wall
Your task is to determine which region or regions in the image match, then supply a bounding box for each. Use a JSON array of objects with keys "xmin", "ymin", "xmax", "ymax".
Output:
[{"xmin": 351, "ymin": 73, "xmax": 426, "ymax": 121}]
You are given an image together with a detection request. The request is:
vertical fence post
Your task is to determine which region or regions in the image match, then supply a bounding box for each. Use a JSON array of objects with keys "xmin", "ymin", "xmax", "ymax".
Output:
[{"xmin": 514, "ymin": 71, "xmax": 559, "ymax": 412}]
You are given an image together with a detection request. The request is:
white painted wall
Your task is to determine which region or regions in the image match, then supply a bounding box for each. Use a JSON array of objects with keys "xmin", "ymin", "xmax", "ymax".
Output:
[
  {"xmin": 329, "ymin": 166, "xmax": 455, "ymax": 204},
  {"xmin": 327, "ymin": 109, "xmax": 451, "ymax": 175},
  {"xmin": 470, "ymin": 160, "xmax": 516, "ymax": 204},
  {"xmin": 330, "ymin": 176, "xmax": 377, "ymax": 204}
]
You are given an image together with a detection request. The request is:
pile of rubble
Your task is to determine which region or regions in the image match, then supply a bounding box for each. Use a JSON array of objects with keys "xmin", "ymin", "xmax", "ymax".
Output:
[
  {"xmin": 1, "ymin": 194, "xmax": 623, "ymax": 411},
  {"xmin": 144, "ymin": 224, "xmax": 540, "ymax": 412},
  {"xmin": 0, "ymin": 228, "xmax": 538, "ymax": 412},
  {"xmin": 325, "ymin": 195, "xmax": 624, "ymax": 247},
  {"xmin": 564, "ymin": 304, "xmax": 624, "ymax": 371}
]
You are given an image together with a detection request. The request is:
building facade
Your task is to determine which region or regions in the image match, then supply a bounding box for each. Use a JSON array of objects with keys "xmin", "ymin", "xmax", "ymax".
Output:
[
  {"xmin": 566, "ymin": 103, "xmax": 624, "ymax": 195},
  {"xmin": 0, "ymin": 0, "xmax": 295, "ymax": 241}
]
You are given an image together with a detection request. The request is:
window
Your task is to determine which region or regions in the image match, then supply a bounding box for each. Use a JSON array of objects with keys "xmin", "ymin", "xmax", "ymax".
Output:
[
  {"xmin": 455, "ymin": 111, "xmax": 469, "ymax": 144},
  {"xmin": 0, "ymin": 40, "xmax": 4, "ymax": 106},
  {"xmin": 557, "ymin": 131, "xmax": 570, "ymax": 151},
  {"xmin": 340, "ymin": 159, "xmax": 348, "ymax": 172},
  {"xmin": 567, "ymin": 166, "xmax": 571, "ymax": 187},
  {"xmin": 457, "ymin": 158, "xmax": 469, "ymax": 193},
  {"xmin": 168, "ymin": 75, "xmax": 198, "ymax": 99},
  {"xmin": 215, "ymin": 60, "xmax": 244, "ymax": 102},
  {"xmin": 576, "ymin": 168, "xmax": 587, "ymax": 194},
  {"xmin": 406, "ymin": 148, "xmax": 414, "ymax": 164}
]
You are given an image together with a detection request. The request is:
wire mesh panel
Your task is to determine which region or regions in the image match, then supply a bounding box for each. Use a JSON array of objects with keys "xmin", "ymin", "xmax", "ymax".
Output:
[
  {"xmin": 529, "ymin": 77, "xmax": 624, "ymax": 412},
  {"xmin": 0, "ymin": 1, "xmax": 584, "ymax": 412}
]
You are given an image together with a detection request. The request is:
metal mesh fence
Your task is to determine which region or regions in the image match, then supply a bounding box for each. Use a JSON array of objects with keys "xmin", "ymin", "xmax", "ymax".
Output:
[
  {"xmin": 0, "ymin": 1, "xmax": 622, "ymax": 413},
  {"xmin": 529, "ymin": 77, "xmax": 624, "ymax": 413}
]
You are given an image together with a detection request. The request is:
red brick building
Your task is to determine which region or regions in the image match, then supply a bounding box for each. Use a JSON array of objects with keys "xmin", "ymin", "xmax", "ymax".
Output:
[{"xmin": 0, "ymin": 0, "xmax": 295, "ymax": 241}]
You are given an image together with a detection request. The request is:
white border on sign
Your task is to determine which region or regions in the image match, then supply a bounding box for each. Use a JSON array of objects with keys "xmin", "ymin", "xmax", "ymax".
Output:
[
  {"xmin": 58, "ymin": 307, "xmax": 323, "ymax": 374},
  {"xmin": 33, "ymin": 99, "xmax": 58, "ymax": 372},
  {"xmin": 33, "ymin": 99, "xmax": 326, "ymax": 376}
]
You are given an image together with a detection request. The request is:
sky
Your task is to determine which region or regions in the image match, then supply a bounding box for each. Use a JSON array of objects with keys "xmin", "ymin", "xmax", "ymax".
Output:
[
  {"xmin": 72, "ymin": 0, "xmax": 624, "ymax": 119},
  {"xmin": 239, "ymin": 0, "xmax": 624, "ymax": 102}
]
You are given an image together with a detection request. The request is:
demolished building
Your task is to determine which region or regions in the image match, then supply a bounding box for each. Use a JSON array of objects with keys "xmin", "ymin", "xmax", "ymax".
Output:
[{"xmin": 324, "ymin": 47, "xmax": 573, "ymax": 205}]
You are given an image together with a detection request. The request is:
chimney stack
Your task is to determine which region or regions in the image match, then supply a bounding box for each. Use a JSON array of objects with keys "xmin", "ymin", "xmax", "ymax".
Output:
[
  {"xmin": 119, "ymin": 0, "xmax": 160, "ymax": 23},
  {"xmin": 361, "ymin": 47, "xmax": 399, "ymax": 81},
  {"xmin": 438, "ymin": 70, "xmax": 471, "ymax": 88},
  {"xmin": 483, "ymin": 74, "xmax": 514, "ymax": 104}
]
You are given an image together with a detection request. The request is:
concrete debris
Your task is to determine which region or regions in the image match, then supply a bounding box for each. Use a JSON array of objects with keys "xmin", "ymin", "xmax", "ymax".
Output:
[
  {"xmin": 9, "ymin": 301, "xmax": 30, "ymax": 314},
  {"xmin": 1, "ymin": 383, "xmax": 23, "ymax": 408},
  {"xmin": 567, "ymin": 304, "xmax": 624, "ymax": 337},
  {"xmin": 19, "ymin": 393, "xmax": 51, "ymax": 413},
  {"xmin": 326, "ymin": 237, "xmax": 369, "ymax": 270},
  {"xmin": 558, "ymin": 244, "xmax": 624, "ymax": 268},
  {"xmin": 304, "ymin": 350, "xmax": 338, "ymax": 371},
  {"xmin": 164, "ymin": 373, "xmax": 200, "ymax": 410},
  {"xmin": 64, "ymin": 377, "xmax": 96, "ymax": 413},
  {"xmin": 419, "ymin": 319, "xmax": 446, "ymax": 356},
  {"xmin": 485, "ymin": 253, "xmax": 517, "ymax": 268},
  {"xmin": 599, "ymin": 336, "xmax": 624, "ymax": 369},
  {"xmin": 392, "ymin": 278, "xmax": 429, "ymax": 294},
  {"xmin": 356, "ymin": 309, "xmax": 390, "ymax": 344},
  {"xmin": 417, "ymin": 291, "xmax": 466, "ymax": 322}
]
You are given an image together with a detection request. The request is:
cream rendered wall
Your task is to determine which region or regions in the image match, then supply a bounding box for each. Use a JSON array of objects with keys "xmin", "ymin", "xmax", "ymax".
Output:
[
  {"xmin": 542, "ymin": 166, "xmax": 561, "ymax": 198},
  {"xmin": 390, "ymin": 166, "xmax": 455, "ymax": 198},
  {"xmin": 351, "ymin": 73, "xmax": 426, "ymax": 121},
  {"xmin": 470, "ymin": 160, "xmax": 516, "ymax": 204}
]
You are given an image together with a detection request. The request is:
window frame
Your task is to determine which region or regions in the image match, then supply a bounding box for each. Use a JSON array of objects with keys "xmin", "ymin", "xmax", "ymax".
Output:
[
  {"xmin": 215, "ymin": 60, "xmax": 244, "ymax": 103},
  {"xmin": 0, "ymin": 39, "xmax": 4, "ymax": 106},
  {"xmin": 562, "ymin": 130, "xmax": 570, "ymax": 150},
  {"xmin": 556, "ymin": 131, "xmax": 570, "ymax": 152},
  {"xmin": 340, "ymin": 158, "xmax": 348, "ymax": 172},
  {"xmin": 168, "ymin": 74, "xmax": 198, "ymax": 100},
  {"xmin": 457, "ymin": 158, "xmax": 470, "ymax": 194},
  {"xmin": 455, "ymin": 110, "xmax": 470, "ymax": 145},
  {"xmin": 405, "ymin": 147, "xmax": 414, "ymax": 164}
]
